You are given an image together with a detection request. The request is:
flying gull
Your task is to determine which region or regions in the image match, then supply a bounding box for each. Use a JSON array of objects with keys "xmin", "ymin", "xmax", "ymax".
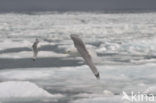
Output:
[
  {"xmin": 70, "ymin": 34, "xmax": 100, "ymax": 79},
  {"xmin": 32, "ymin": 38, "xmax": 39, "ymax": 61}
]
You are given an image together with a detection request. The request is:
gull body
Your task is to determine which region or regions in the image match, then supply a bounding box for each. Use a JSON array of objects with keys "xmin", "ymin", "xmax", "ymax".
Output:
[
  {"xmin": 66, "ymin": 46, "xmax": 101, "ymax": 64},
  {"xmin": 70, "ymin": 34, "xmax": 100, "ymax": 79},
  {"xmin": 66, "ymin": 48, "xmax": 81, "ymax": 57}
]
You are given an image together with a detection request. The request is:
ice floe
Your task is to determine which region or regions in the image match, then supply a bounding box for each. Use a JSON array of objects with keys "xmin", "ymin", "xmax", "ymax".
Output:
[{"xmin": 0, "ymin": 81, "xmax": 63, "ymax": 98}]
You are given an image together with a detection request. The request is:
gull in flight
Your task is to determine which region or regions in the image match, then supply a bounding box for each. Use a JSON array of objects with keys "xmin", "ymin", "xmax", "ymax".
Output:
[
  {"xmin": 70, "ymin": 34, "xmax": 100, "ymax": 79},
  {"xmin": 32, "ymin": 38, "xmax": 39, "ymax": 61}
]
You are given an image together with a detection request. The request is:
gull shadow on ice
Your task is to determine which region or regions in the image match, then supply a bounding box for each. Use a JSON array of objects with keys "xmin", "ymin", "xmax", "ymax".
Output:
[{"xmin": 0, "ymin": 57, "xmax": 84, "ymax": 69}]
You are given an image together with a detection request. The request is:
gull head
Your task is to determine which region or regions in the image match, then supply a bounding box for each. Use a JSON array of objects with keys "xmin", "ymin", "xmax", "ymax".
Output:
[
  {"xmin": 65, "ymin": 48, "xmax": 81, "ymax": 57},
  {"xmin": 35, "ymin": 38, "xmax": 39, "ymax": 44}
]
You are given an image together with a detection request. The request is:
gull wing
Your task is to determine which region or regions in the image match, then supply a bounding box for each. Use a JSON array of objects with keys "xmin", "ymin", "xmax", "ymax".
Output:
[
  {"xmin": 70, "ymin": 34, "xmax": 100, "ymax": 79},
  {"xmin": 32, "ymin": 41, "xmax": 39, "ymax": 61}
]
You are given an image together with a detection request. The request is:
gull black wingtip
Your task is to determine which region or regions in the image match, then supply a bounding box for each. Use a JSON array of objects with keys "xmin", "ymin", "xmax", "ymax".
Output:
[
  {"xmin": 95, "ymin": 73, "xmax": 100, "ymax": 80},
  {"xmin": 70, "ymin": 34, "xmax": 79, "ymax": 38}
]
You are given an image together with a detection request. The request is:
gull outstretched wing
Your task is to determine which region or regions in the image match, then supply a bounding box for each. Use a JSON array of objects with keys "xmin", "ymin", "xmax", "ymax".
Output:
[
  {"xmin": 70, "ymin": 34, "xmax": 100, "ymax": 79},
  {"xmin": 32, "ymin": 39, "xmax": 39, "ymax": 61}
]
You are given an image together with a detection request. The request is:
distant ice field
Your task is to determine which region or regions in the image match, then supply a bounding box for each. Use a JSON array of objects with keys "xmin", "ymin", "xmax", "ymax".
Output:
[
  {"xmin": 0, "ymin": 12, "xmax": 156, "ymax": 66},
  {"xmin": 0, "ymin": 12, "xmax": 156, "ymax": 103}
]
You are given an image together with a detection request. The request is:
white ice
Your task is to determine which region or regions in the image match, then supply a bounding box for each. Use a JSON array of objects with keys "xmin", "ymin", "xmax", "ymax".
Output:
[
  {"xmin": 0, "ymin": 51, "xmax": 67, "ymax": 59},
  {"xmin": 0, "ymin": 12, "xmax": 156, "ymax": 103},
  {"xmin": 0, "ymin": 81, "xmax": 63, "ymax": 98}
]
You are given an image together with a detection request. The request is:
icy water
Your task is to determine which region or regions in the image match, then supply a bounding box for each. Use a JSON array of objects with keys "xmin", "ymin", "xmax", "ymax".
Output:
[{"xmin": 0, "ymin": 12, "xmax": 156, "ymax": 103}]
